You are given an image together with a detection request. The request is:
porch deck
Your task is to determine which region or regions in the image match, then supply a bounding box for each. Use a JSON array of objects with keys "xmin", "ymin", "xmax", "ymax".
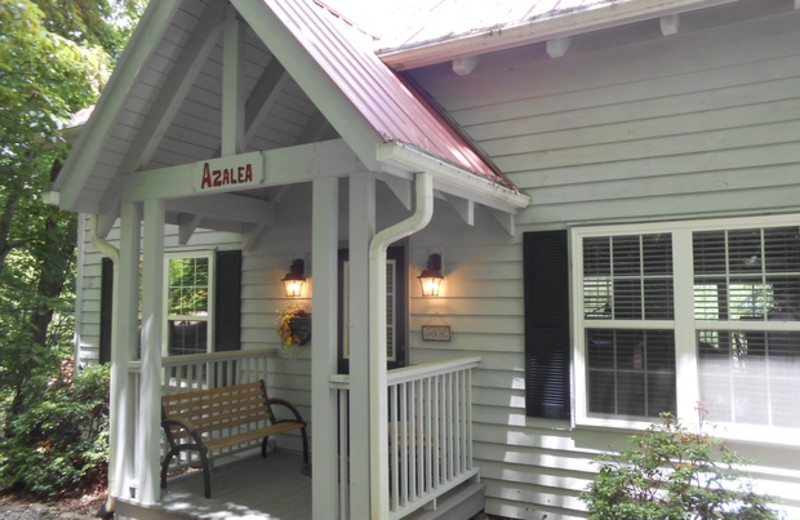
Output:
[{"xmin": 117, "ymin": 451, "xmax": 311, "ymax": 520}]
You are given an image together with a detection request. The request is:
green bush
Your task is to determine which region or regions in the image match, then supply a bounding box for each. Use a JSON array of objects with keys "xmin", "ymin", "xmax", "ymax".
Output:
[
  {"xmin": 0, "ymin": 360, "xmax": 109, "ymax": 498},
  {"xmin": 581, "ymin": 413, "xmax": 778, "ymax": 520}
]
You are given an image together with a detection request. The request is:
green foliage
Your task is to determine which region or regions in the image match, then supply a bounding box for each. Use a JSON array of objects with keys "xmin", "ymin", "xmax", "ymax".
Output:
[
  {"xmin": 0, "ymin": 361, "xmax": 110, "ymax": 498},
  {"xmin": 581, "ymin": 413, "xmax": 778, "ymax": 520},
  {"xmin": 0, "ymin": 0, "xmax": 143, "ymax": 415},
  {"xmin": 0, "ymin": 0, "xmax": 144, "ymax": 498}
]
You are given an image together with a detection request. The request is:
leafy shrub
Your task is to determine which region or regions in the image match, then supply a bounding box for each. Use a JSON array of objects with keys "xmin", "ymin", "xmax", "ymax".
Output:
[
  {"xmin": 0, "ymin": 360, "xmax": 109, "ymax": 498},
  {"xmin": 581, "ymin": 413, "xmax": 778, "ymax": 520}
]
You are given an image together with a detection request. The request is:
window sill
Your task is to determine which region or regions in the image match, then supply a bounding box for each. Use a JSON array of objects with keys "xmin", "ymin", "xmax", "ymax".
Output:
[{"xmin": 574, "ymin": 415, "xmax": 800, "ymax": 448}]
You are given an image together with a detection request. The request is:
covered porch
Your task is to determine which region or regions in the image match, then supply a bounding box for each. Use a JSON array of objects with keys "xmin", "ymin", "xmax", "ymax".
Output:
[
  {"xmin": 48, "ymin": 1, "xmax": 529, "ymax": 518},
  {"xmin": 116, "ymin": 349, "xmax": 484, "ymax": 520}
]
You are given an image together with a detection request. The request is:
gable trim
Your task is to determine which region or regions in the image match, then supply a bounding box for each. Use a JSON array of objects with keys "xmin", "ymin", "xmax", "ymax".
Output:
[
  {"xmin": 232, "ymin": 0, "xmax": 382, "ymax": 171},
  {"xmin": 53, "ymin": 1, "xmax": 181, "ymax": 212}
]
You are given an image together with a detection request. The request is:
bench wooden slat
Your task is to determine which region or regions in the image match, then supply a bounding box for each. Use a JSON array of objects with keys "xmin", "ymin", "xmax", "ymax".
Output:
[
  {"xmin": 164, "ymin": 396, "xmax": 272, "ymax": 423},
  {"xmin": 160, "ymin": 379, "xmax": 309, "ymax": 499},
  {"xmin": 162, "ymin": 381, "xmax": 262, "ymax": 402},
  {"xmin": 162, "ymin": 388, "xmax": 266, "ymax": 413},
  {"xmin": 166, "ymin": 412, "xmax": 272, "ymax": 441},
  {"xmin": 204, "ymin": 421, "xmax": 304, "ymax": 452}
]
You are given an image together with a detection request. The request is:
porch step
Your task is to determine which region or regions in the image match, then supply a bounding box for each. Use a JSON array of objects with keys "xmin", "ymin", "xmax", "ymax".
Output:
[{"xmin": 402, "ymin": 481, "xmax": 485, "ymax": 520}]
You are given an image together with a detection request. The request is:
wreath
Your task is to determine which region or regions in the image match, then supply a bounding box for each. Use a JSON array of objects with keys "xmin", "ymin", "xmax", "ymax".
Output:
[{"xmin": 276, "ymin": 304, "xmax": 311, "ymax": 351}]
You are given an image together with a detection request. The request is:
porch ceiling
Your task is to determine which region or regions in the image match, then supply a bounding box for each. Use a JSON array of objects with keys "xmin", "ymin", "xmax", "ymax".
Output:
[{"xmin": 51, "ymin": 0, "xmax": 529, "ymax": 235}]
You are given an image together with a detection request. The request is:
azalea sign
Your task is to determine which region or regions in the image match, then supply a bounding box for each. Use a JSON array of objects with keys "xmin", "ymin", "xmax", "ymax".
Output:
[{"xmin": 193, "ymin": 153, "xmax": 264, "ymax": 193}]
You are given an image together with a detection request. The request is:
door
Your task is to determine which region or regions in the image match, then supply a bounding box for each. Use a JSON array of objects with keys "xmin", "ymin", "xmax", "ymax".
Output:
[{"xmin": 338, "ymin": 245, "xmax": 407, "ymax": 373}]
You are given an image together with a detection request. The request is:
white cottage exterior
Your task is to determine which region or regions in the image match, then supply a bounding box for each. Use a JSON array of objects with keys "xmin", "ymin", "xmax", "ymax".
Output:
[{"xmin": 52, "ymin": 0, "xmax": 800, "ymax": 519}]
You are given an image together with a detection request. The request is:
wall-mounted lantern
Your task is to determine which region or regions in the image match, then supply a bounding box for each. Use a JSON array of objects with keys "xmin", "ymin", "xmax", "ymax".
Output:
[
  {"xmin": 282, "ymin": 258, "xmax": 306, "ymax": 298},
  {"xmin": 418, "ymin": 253, "xmax": 444, "ymax": 298}
]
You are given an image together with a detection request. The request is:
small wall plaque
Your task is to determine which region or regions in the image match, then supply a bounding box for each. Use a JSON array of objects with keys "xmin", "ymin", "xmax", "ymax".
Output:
[{"xmin": 421, "ymin": 325, "xmax": 451, "ymax": 342}]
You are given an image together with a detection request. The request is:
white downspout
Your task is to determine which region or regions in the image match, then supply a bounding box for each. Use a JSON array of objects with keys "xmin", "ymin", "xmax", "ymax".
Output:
[
  {"xmin": 87, "ymin": 216, "xmax": 122, "ymax": 517},
  {"xmin": 368, "ymin": 171, "xmax": 434, "ymax": 519}
]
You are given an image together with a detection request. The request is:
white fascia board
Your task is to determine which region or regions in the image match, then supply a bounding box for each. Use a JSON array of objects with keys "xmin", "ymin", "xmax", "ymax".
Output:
[
  {"xmin": 53, "ymin": 0, "xmax": 181, "ymax": 210},
  {"xmin": 379, "ymin": 0, "xmax": 742, "ymax": 70},
  {"xmin": 376, "ymin": 142, "xmax": 530, "ymax": 213}
]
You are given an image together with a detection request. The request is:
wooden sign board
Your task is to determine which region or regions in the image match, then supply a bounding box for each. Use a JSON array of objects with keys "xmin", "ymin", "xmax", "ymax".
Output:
[
  {"xmin": 193, "ymin": 152, "xmax": 264, "ymax": 193},
  {"xmin": 421, "ymin": 325, "xmax": 451, "ymax": 342}
]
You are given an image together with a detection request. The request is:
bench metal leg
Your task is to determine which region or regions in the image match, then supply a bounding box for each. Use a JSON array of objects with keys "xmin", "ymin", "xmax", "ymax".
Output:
[
  {"xmin": 160, "ymin": 449, "xmax": 178, "ymax": 490},
  {"xmin": 199, "ymin": 448, "xmax": 212, "ymax": 498}
]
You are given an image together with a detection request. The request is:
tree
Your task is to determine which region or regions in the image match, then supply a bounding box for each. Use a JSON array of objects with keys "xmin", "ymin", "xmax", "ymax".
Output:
[{"xmin": 0, "ymin": 0, "xmax": 145, "ymax": 427}]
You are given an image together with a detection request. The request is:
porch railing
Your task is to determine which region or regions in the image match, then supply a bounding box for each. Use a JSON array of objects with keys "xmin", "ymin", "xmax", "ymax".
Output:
[
  {"xmin": 331, "ymin": 356, "xmax": 481, "ymax": 520},
  {"xmin": 129, "ymin": 348, "xmax": 273, "ymax": 468}
]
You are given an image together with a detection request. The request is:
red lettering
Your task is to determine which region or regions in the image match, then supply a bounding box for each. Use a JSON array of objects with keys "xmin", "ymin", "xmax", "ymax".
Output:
[
  {"xmin": 200, "ymin": 161, "xmax": 257, "ymax": 190},
  {"xmin": 201, "ymin": 163, "xmax": 212, "ymax": 189}
]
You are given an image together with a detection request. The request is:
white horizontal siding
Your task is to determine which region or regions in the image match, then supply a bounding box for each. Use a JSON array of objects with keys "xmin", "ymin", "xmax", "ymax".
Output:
[
  {"xmin": 410, "ymin": 7, "xmax": 800, "ymax": 519},
  {"xmin": 421, "ymin": 10, "xmax": 800, "ymax": 228},
  {"xmin": 74, "ymin": 217, "xmax": 240, "ymax": 366}
]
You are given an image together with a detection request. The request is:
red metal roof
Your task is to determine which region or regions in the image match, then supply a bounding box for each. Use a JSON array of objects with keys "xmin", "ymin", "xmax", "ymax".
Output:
[
  {"xmin": 266, "ymin": 0, "xmax": 516, "ymax": 191},
  {"xmin": 323, "ymin": 0, "xmax": 612, "ymax": 49}
]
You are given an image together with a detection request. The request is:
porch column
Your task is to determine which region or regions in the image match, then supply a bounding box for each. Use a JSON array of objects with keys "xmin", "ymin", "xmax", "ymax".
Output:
[
  {"xmin": 137, "ymin": 198, "xmax": 165, "ymax": 504},
  {"xmin": 311, "ymin": 176, "xmax": 338, "ymax": 518},
  {"xmin": 112, "ymin": 201, "xmax": 141, "ymax": 500},
  {"xmin": 348, "ymin": 173, "xmax": 375, "ymax": 516}
]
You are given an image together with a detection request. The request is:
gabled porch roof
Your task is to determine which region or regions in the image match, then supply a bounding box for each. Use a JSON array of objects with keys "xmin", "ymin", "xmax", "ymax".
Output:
[{"xmin": 50, "ymin": 0, "xmax": 527, "ymax": 230}]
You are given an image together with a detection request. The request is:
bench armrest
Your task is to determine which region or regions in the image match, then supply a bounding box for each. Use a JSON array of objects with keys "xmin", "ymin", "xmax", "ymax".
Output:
[
  {"xmin": 163, "ymin": 415, "xmax": 198, "ymax": 433},
  {"xmin": 162, "ymin": 415, "xmax": 207, "ymax": 450},
  {"xmin": 266, "ymin": 397, "xmax": 306, "ymax": 425}
]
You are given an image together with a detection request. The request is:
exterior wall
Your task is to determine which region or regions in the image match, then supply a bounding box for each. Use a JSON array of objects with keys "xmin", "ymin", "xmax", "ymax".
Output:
[
  {"xmin": 74, "ymin": 214, "xmax": 242, "ymax": 366},
  {"xmin": 407, "ymin": 6, "xmax": 800, "ymax": 520}
]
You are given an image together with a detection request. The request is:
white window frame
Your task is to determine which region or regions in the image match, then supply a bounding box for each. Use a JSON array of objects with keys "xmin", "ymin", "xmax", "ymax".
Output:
[
  {"xmin": 572, "ymin": 214, "xmax": 800, "ymax": 446},
  {"xmin": 163, "ymin": 250, "xmax": 215, "ymax": 356}
]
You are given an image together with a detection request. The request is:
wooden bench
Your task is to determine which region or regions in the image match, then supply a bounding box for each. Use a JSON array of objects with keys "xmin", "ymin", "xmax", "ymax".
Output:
[{"xmin": 160, "ymin": 380, "xmax": 308, "ymax": 498}]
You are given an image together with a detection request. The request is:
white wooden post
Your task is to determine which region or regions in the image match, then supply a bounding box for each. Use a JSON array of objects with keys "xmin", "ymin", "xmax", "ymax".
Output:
[
  {"xmin": 112, "ymin": 201, "xmax": 141, "ymax": 500},
  {"xmin": 137, "ymin": 199, "xmax": 164, "ymax": 504},
  {"xmin": 348, "ymin": 173, "xmax": 376, "ymax": 516},
  {"xmin": 311, "ymin": 175, "xmax": 339, "ymax": 518},
  {"xmin": 221, "ymin": 5, "xmax": 245, "ymax": 156}
]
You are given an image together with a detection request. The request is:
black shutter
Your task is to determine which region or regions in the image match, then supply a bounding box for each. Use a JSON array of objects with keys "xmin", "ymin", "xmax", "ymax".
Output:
[
  {"xmin": 215, "ymin": 250, "xmax": 242, "ymax": 352},
  {"xmin": 99, "ymin": 257, "xmax": 114, "ymax": 364},
  {"xmin": 523, "ymin": 230, "xmax": 571, "ymax": 419}
]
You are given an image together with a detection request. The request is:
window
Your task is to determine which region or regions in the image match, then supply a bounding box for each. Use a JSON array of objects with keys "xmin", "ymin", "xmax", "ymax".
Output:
[
  {"xmin": 99, "ymin": 250, "xmax": 241, "ymax": 361},
  {"xmin": 165, "ymin": 252, "xmax": 213, "ymax": 356},
  {"xmin": 572, "ymin": 215, "xmax": 800, "ymax": 441}
]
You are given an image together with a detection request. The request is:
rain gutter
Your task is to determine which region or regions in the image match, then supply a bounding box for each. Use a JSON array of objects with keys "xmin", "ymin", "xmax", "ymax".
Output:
[
  {"xmin": 378, "ymin": 0, "xmax": 743, "ymax": 70},
  {"xmin": 368, "ymin": 171, "xmax": 434, "ymax": 519},
  {"xmin": 377, "ymin": 142, "xmax": 530, "ymax": 212},
  {"xmin": 87, "ymin": 216, "xmax": 122, "ymax": 518}
]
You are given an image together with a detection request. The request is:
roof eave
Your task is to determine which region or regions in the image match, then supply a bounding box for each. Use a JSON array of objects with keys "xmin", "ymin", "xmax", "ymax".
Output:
[
  {"xmin": 378, "ymin": 0, "xmax": 742, "ymax": 70},
  {"xmin": 377, "ymin": 142, "xmax": 530, "ymax": 213}
]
